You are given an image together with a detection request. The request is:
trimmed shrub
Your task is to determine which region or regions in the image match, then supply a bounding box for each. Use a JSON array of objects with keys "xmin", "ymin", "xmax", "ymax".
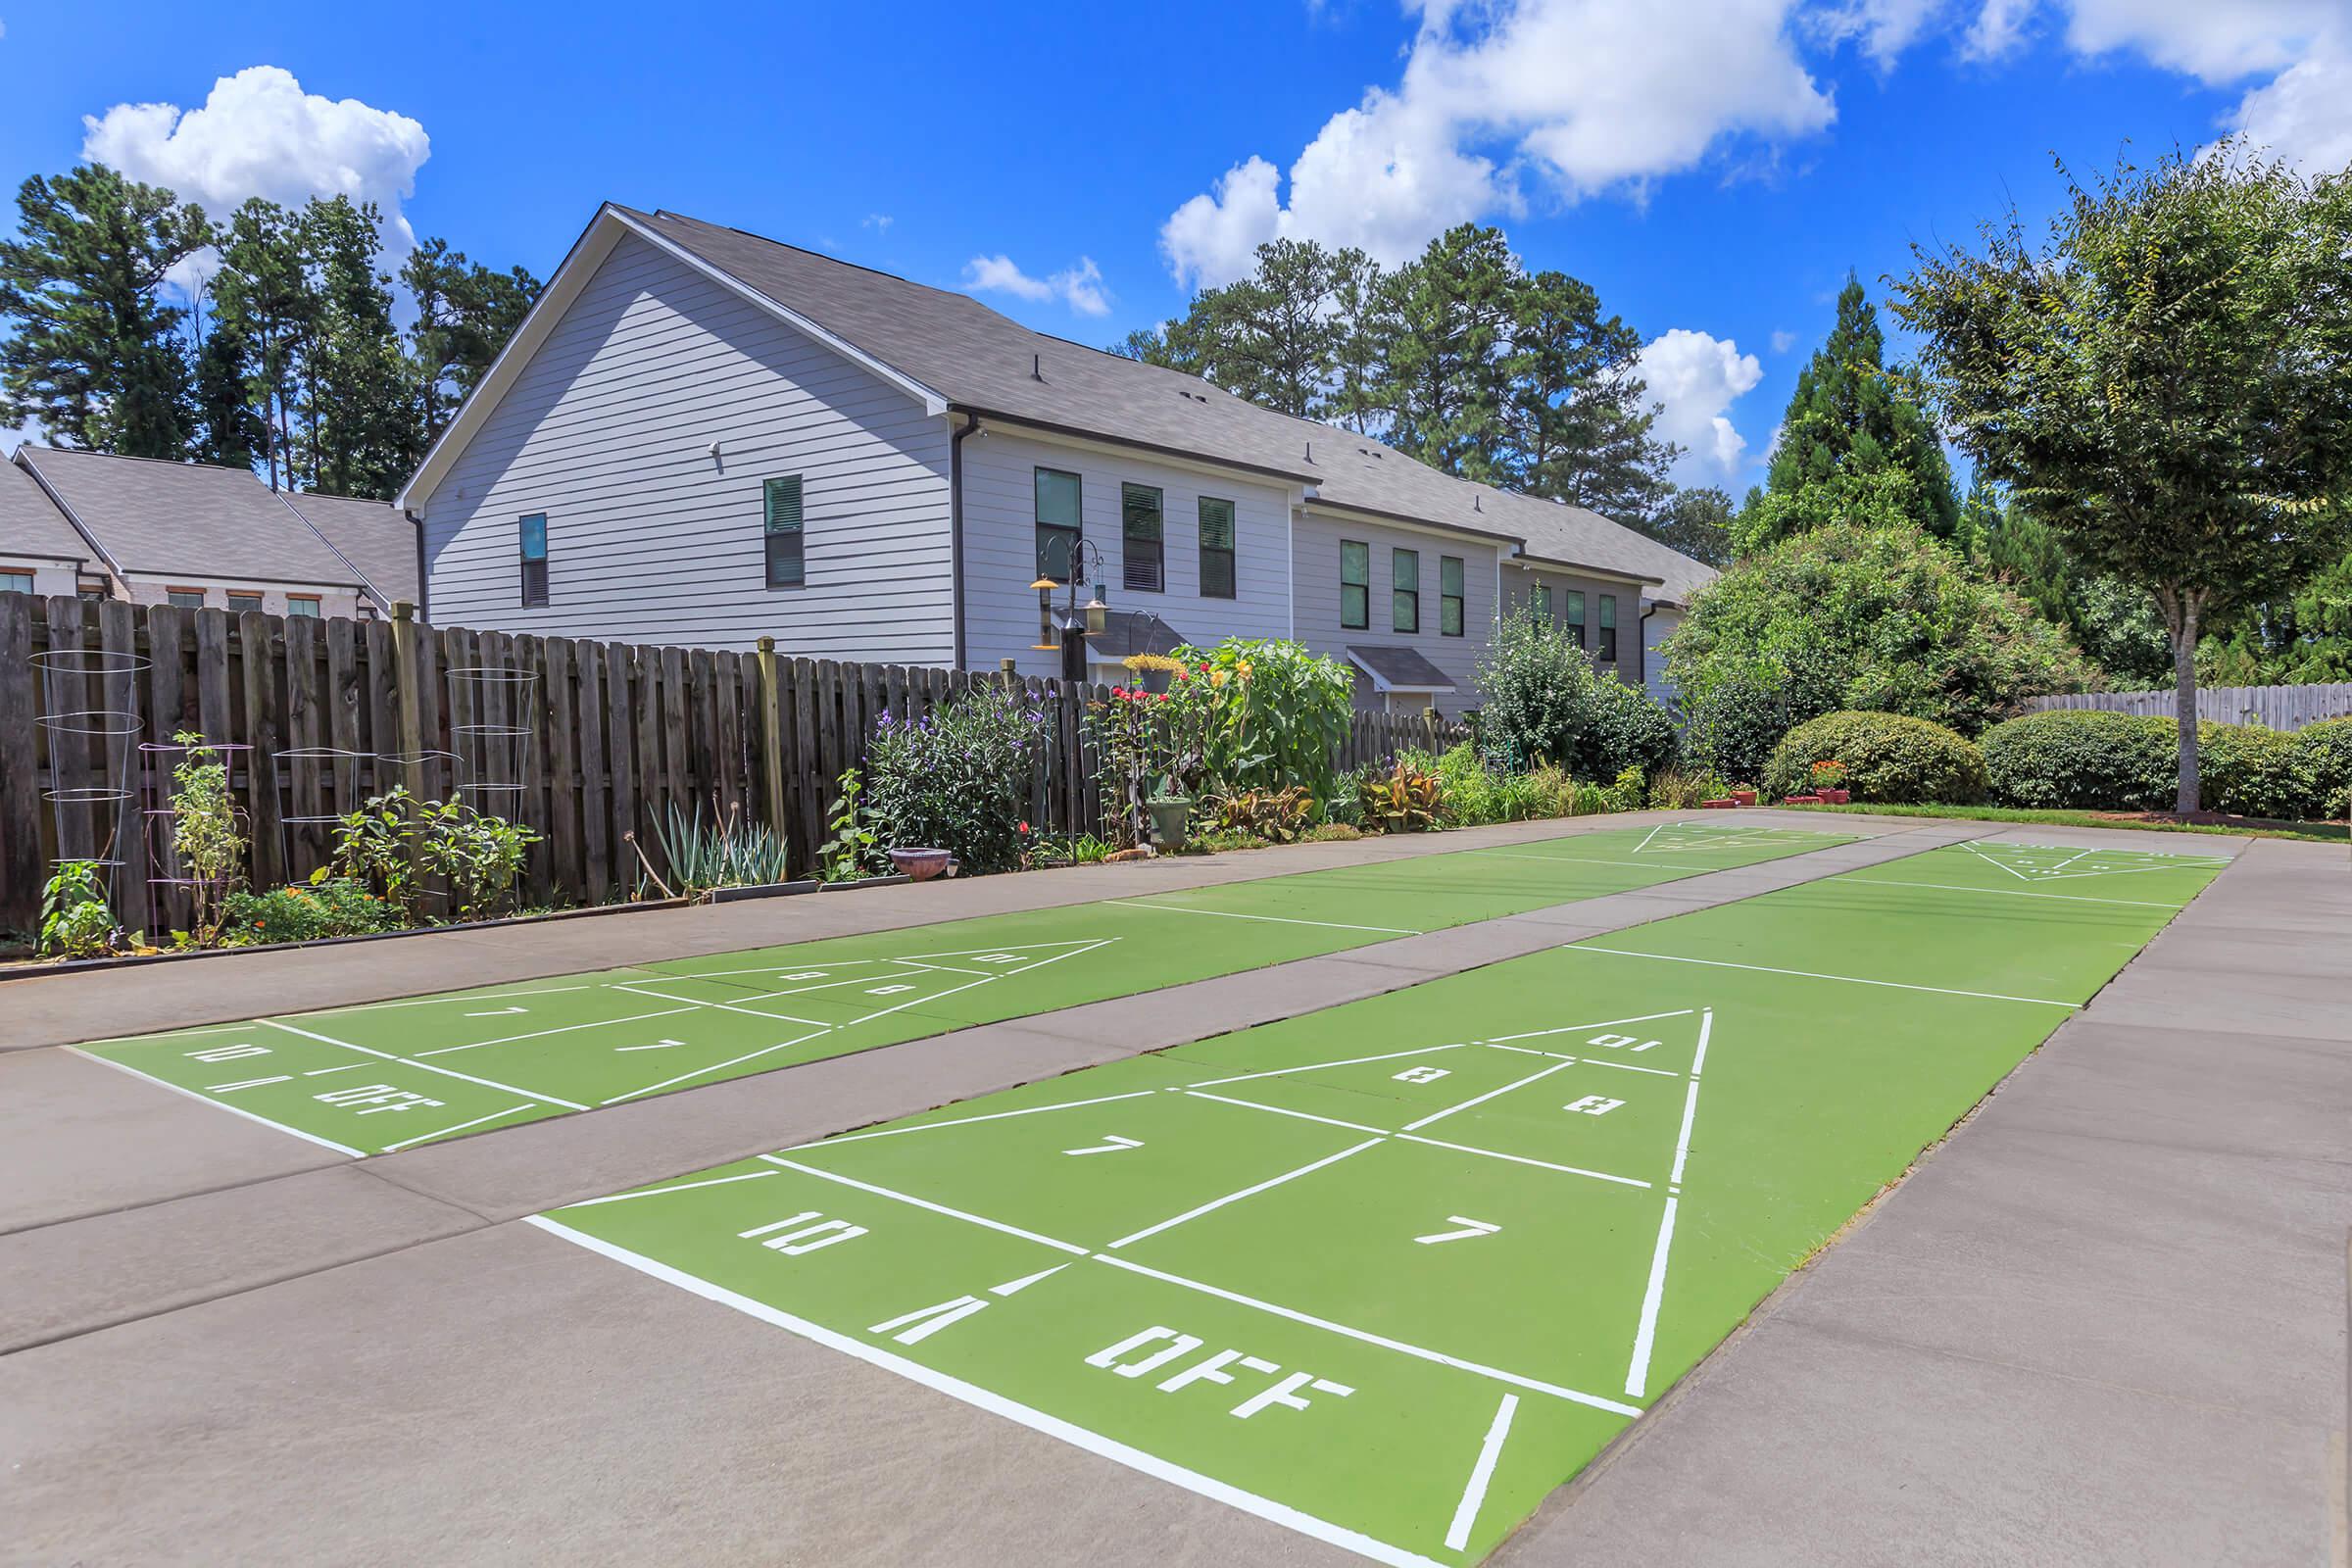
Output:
[
  {"xmin": 2293, "ymin": 717, "xmax": 2352, "ymax": 819},
  {"xmin": 1981, "ymin": 710, "xmax": 2175, "ymax": 810},
  {"xmin": 1687, "ymin": 674, "xmax": 1793, "ymax": 785},
  {"xmin": 1763, "ymin": 710, "xmax": 1987, "ymax": 805},
  {"xmin": 2196, "ymin": 722, "xmax": 2309, "ymax": 820},
  {"xmin": 1576, "ymin": 674, "xmax": 1680, "ymax": 781}
]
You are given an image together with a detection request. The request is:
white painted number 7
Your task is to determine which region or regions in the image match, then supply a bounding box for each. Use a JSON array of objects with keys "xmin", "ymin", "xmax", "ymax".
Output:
[
  {"xmin": 1414, "ymin": 1216, "xmax": 1500, "ymax": 1246},
  {"xmin": 1063, "ymin": 1135, "xmax": 1144, "ymax": 1156}
]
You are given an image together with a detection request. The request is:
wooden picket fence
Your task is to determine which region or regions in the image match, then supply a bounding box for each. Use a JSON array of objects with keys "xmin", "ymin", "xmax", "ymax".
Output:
[
  {"xmin": 0, "ymin": 594, "xmax": 1463, "ymax": 935},
  {"xmin": 2031, "ymin": 683, "xmax": 2352, "ymax": 732}
]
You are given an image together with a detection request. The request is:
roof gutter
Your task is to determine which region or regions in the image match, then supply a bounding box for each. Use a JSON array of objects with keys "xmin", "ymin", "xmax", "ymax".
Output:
[
  {"xmin": 952, "ymin": 407, "xmax": 1319, "ymax": 488},
  {"xmin": 1507, "ymin": 546, "xmax": 1665, "ymax": 589}
]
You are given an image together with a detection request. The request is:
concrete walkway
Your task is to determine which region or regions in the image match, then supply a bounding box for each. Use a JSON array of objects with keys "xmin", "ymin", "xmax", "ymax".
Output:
[{"xmin": 6, "ymin": 813, "xmax": 2337, "ymax": 1567}]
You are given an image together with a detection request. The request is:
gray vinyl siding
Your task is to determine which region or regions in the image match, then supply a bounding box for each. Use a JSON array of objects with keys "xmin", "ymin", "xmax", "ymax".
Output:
[
  {"xmin": 1499, "ymin": 563, "xmax": 1644, "ymax": 688},
  {"xmin": 1293, "ymin": 510, "xmax": 1499, "ymax": 710},
  {"xmin": 420, "ymin": 231, "xmax": 953, "ymax": 660},
  {"xmin": 961, "ymin": 429, "xmax": 1293, "ymax": 678}
]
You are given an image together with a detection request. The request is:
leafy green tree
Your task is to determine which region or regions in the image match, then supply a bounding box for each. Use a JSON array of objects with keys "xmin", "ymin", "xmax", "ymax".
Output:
[
  {"xmin": 1751, "ymin": 274, "xmax": 1958, "ymax": 550},
  {"xmin": 1893, "ymin": 146, "xmax": 2352, "ymax": 810},
  {"xmin": 402, "ymin": 238, "xmax": 541, "ymax": 454},
  {"xmin": 1639, "ymin": 486, "xmax": 1734, "ymax": 567},
  {"xmin": 1665, "ymin": 521, "xmax": 2094, "ymax": 738},
  {"xmin": 0, "ymin": 165, "xmax": 211, "ymax": 457},
  {"xmin": 189, "ymin": 308, "xmax": 268, "ymax": 468}
]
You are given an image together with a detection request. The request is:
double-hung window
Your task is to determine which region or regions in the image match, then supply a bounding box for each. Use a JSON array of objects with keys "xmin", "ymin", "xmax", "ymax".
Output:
[
  {"xmin": 518, "ymin": 513, "xmax": 550, "ymax": 608},
  {"xmin": 227, "ymin": 591, "xmax": 263, "ymax": 614},
  {"xmin": 168, "ymin": 588, "xmax": 207, "ymax": 611},
  {"xmin": 0, "ymin": 570, "xmax": 33, "ymax": 596},
  {"xmin": 1392, "ymin": 548, "xmax": 1420, "ymax": 633},
  {"xmin": 1340, "ymin": 540, "xmax": 1369, "ymax": 629},
  {"xmin": 286, "ymin": 596, "xmax": 320, "ymax": 619},
  {"xmin": 1564, "ymin": 589, "xmax": 1587, "ymax": 650},
  {"xmin": 1034, "ymin": 468, "xmax": 1083, "ymax": 583},
  {"xmin": 1530, "ymin": 582, "xmax": 1553, "ymax": 627},
  {"xmin": 1199, "ymin": 497, "xmax": 1237, "ymax": 599},
  {"xmin": 1121, "ymin": 483, "xmax": 1164, "ymax": 592},
  {"xmin": 1598, "ymin": 594, "xmax": 1618, "ymax": 663},
  {"xmin": 763, "ymin": 475, "xmax": 806, "ymax": 588},
  {"xmin": 1440, "ymin": 556, "xmax": 1464, "ymax": 636}
]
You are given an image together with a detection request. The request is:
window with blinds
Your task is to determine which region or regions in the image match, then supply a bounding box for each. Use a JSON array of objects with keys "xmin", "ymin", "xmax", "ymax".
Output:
[
  {"xmin": 1199, "ymin": 496, "xmax": 1236, "ymax": 599},
  {"xmin": 764, "ymin": 475, "xmax": 805, "ymax": 588},
  {"xmin": 518, "ymin": 513, "xmax": 550, "ymax": 607},
  {"xmin": 1598, "ymin": 593, "xmax": 1618, "ymax": 662},
  {"xmin": 1564, "ymin": 589, "xmax": 1586, "ymax": 649},
  {"xmin": 1122, "ymin": 483, "xmax": 1164, "ymax": 592}
]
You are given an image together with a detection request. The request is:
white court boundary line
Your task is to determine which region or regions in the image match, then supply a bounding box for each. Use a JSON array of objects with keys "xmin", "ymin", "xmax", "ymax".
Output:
[
  {"xmin": 563, "ymin": 1168, "xmax": 781, "ymax": 1206},
  {"xmin": 256, "ymin": 1019, "xmax": 592, "ymax": 1109},
  {"xmin": 1561, "ymin": 946, "xmax": 2081, "ymax": 1008},
  {"xmin": 523, "ymin": 1216, "xmax": 1448, "ymax": 1568},
  {"xmin": 1849, "ymin": 878, "xmax": 2181, "ymax": 909},
  {"xmin": 1107, "ymin": 1139, "xmax": 1384, "ymax": 1250},
  {"xmin": 1445, "ymin": 1394, "xmax": 1520, "ymax": 1552},
  {"xmin": 1102, "ymin": 900, "xmax": 1421, "ymax": 936},
  {"xmin": 1096, "ymin": 1253, "xmax": 1643, "ymax": 1418},
  {"xmin": 66, "ymin": 1047, "xmax": 366, "ymax": 1157}
]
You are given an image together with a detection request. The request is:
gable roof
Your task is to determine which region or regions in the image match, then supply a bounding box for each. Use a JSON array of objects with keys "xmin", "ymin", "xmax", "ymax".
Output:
[
  {"xmin": 18, "ymin": 447, "xmax": 367, "ymax": 590},
  {"xmin": 406, "ymin": 201, "xmax": 1706, "ymax": 596},
  {"xmin": 282, "ymin": 490, "xmax": 418, "ymax": 608},
  {"xmin": 0, "ymin": 460, "xmax": 89, "ymax": 567}
]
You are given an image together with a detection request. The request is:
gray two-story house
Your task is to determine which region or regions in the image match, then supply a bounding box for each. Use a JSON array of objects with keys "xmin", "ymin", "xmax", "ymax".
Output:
[{"xmin": 399, "ymin": 205, "xmax": 1713, "ymax": 711}]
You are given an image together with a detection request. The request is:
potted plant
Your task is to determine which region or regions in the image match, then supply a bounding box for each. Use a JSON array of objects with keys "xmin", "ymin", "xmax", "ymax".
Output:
[
  {"xmin": 886, "ymin": 847, "xmax": 954, "ymax": 881},
  {"xmin": 1730, "ymin": 783, "xmax": 1759, "ymax": 808},
  {"xmin": 1147, "ymin": 788, "xmax": 1192, "ymax": 852},
  {"xmin": 1810, "ymin": 760, "xmax": 1850, "ymax": 804}
]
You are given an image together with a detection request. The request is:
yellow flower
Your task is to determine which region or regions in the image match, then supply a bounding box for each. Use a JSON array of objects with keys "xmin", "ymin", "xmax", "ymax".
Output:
[{"xmin": 1209, "ymin": 669, "xmax": 1230, "ymax": 687}]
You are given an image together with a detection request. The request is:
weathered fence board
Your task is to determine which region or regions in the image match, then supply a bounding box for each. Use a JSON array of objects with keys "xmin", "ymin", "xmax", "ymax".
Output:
[
  {"xmin": 1, "ymin": 595, "xmax": 1484, "ymax": 931},
  {"xmin": 2031, "ymin": 683, "xmax": 2352, "ymax": 732}
]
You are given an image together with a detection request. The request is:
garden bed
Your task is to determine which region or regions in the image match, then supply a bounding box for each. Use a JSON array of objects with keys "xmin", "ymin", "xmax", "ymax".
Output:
[{"xmin": 0, "ymin": 895, "xmax": 697, "ymax": 981}]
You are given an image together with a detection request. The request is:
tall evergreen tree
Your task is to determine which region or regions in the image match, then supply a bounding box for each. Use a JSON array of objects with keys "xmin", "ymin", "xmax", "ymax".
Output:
[
  {"xmin": 1640, "ymin": 487, "xmax": 1735, "ymax": 567},
  {"xmin": 1754, "ymin": 274, "xmax": 1958, "ymax": 548},
  {"xmin": 297, "ymin": 196, "xmax": 410, "ymax": 496},
  {"xmin": 402, "ymin": 238, "xmax": 541, "ymax": 458},
  {"xmin": 210, "ymin": 199, "xmax": 314, "ymax": 489},
  {"xmin": 0, "ymin": 165, "xmax": 211, "ymax": 457},
  {"xmin": 1502, "ymin": 269, "xmax": 1676, "ymax": 516},
  {"xmin": 1372, "ymin": 223, "xmax": 1518, "ymax": 479},
  {"xmin": 189, "ymin": 303, "xmax": 268, "ymax": 468}
]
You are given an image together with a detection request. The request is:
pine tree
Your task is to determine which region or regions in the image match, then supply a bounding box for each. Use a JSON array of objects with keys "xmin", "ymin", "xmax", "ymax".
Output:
[
  {"xmin": 189, "ymin": 306, "xmax": 268, "ymax": 468},
  {"xmin": 298, "ymin": 197, "xmax": 410, "ymax": 497},
  {"xmin": 0, "ymin": 165, "xmax": 211, "ymax": 457},
  {"xmin": 1372, "ymin": 224, "xmax": 1519, "ymax": 478},
  {"xmin": 1640, "ymin": 487, "xmax": 1735, "ymax": 567},
  {"xmin": 402, "ymin": 238, "xmax": 540, "ymax": 461},
  {"xmin": 1503, "ymin": 268, "xmax": 1675, "ymax": 516},
  {"xmin": 210, "ymin": 199, "xmax": 314, "ymax": 489},
  {"xmin": 1759, "ymin": 274, "xmax": 1958, "ymax": 546}
]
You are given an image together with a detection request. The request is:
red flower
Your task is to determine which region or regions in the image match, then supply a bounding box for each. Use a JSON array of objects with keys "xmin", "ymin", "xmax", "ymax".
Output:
[{"xmin": 1018, "ymin": 820, "xmax": 1031, "ymax": 834}]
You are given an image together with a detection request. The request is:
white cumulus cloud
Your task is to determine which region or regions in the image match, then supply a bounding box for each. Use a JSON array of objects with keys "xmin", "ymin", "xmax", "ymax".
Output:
[
  {"xmin": 1638, "ymin": 328, "xmax": 1766, "ymax": 483},
  {"xmin": 962, "ymin": 253, "xmax": 1112, "ymax": 316},
  {"xmin": 2230, "ymin": 33, "xmax": 2352, "ymax": 173},
  {"xmin": 1770, "ymin": 327, "xmax": 1798, "ymax": 353},
  {"xmin": 82, "ymin": 66, "xmax": 429, "ymax": 248},
  {"xmin": 1160, "ymin": 0, "xmax": 1838, "ymax": 287}
]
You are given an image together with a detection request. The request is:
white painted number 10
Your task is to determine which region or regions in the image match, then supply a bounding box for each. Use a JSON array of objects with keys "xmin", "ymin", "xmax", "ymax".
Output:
[{"xmin": 738, "ymin": 1210, "xmax": 867, "ymax": 1254}]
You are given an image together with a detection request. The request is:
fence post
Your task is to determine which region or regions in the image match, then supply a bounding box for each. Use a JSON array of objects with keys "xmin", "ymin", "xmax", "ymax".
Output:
[
  {"xmin": 757, "ymin": 635, "xmax": 787, "ymax": 840},
  {"xmin": 390, "ymin": 603, "xmax": 426, "ymax": 803}
]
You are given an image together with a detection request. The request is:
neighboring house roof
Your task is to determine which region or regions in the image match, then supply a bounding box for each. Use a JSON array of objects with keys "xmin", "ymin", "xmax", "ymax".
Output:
[
  {"xmin": 17, "ymin": 447, "xmax": 366, "ymax": 590},
  {"xmin": 410, "ymin": 202, "xmax": 1702, "ymax": 596},
  {"xmin": 282, "ymin": 490, "xmax": 418, "ymax": 608},
  {"xmin": 0, "ymin": 460, "xmax": 88, "ymax": 566},
  {"xmin": 1507, "ymin": 502, "xmax": 1716, "ymax": 605},
  {"xmin": 1347, "ymin": 645, "xmax": 1457, "ymax": 694}
]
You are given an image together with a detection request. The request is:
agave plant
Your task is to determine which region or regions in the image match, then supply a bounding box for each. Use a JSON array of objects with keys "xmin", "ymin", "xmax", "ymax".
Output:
[{"xmin": 648, "ymin": 798, "xmax": 793, "ymax": 895}]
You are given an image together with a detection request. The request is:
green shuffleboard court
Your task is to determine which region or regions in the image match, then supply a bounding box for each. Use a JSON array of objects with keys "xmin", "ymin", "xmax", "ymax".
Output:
[
  {"xmin": 72, "ymin": 820, "xmax": 1851, "ymax": 1156},
  {"xmin": 530, "ymin": 840, "xmax": 2228, "ymax": 1566}
]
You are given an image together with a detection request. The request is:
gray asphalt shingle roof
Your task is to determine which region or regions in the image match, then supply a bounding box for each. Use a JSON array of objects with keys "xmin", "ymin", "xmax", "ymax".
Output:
[
  {"xmin": 283, "ymin": 490, "xmax": 418, "ymax": 607},
  {"xmin": 628, "ymin": 208, "xmax": 1700, "ymax": 592},
  {"xmin": 1346, "ymin": 644, "xmax": 1458, "ymax": 692},
  {"xmin": 19, "ymin": 447, "xmax": 365, "ymax": 588},
  {"xmin": 0, "ymin": 460, "xmax": 89, "ymax": 565}
]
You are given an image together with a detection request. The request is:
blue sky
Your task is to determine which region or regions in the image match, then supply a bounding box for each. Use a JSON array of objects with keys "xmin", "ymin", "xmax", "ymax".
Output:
[{"xmin": 4, "ymin": 0, "xmax": 2346, "ymax": 490}]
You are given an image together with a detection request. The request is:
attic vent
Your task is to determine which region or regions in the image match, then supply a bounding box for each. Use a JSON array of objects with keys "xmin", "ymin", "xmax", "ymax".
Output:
[
  {"xmin": 1032, "ymin": 353, "xmax": 1043, "ymax": 381},
  {"xmin": 1474, "ymin": 495, "xmax": 1483, "ymax": 512}
]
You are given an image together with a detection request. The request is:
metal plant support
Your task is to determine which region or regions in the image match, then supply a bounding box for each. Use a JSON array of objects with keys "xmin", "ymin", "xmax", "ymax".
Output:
[
  {"xmin": 446, "ymin": 665, "xmax": 540, "ymax": 819},
  {"xmin": 30, "ymin": 646, "xmax": 149, "ymax": 903}
]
